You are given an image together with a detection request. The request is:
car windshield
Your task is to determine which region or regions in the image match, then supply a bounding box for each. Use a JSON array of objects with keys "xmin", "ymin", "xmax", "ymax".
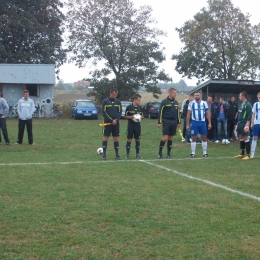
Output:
[
  {"xmin": 76, "ymin": 101, "xmax": 95, "ymax": 107},
  {"xmin": 122, "ymin": 102, "xmax": 131, "ymax": 107}
]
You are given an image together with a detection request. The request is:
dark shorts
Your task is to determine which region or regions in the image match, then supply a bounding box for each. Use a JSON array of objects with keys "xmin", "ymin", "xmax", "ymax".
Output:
[
  {"xmin": 162, "ymin": 119, "xmax": 177, "ymax": 136},
  {"xmin": 127, "ymin": 123, "xmax": 141, "ymax": 139},
  {"xmin": 237, "ymin": 121, "xmax": 250, "ymax": 137},
  {"xmin": 103, "ymin": 123, "xmax": 120, "ymax": 137}
]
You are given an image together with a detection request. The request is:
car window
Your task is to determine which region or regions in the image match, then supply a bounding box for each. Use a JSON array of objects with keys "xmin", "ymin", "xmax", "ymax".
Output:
[
  {"xmin": 152, "ymin": 103, "xmax": 161, "ymax": 108},
  {"xmin": 76, "ymin": 101, "xmax": 95, "ymax": 107}
]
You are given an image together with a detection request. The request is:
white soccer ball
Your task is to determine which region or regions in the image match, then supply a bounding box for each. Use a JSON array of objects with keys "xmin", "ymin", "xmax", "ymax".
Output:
[
  {"xmin": 132, "ymin": 113, "xmax": 142, "ymax": 123},
  {"xmin": 222, "ymin": 139, "xmax": 229, "ymax": 145},
  {"xmin": 97, "ymin": 147, "xmax": 103, "ymax": 155},
  {"xmin": 244, "ymin": 126, "xmax": 250, "ymax": 133}
]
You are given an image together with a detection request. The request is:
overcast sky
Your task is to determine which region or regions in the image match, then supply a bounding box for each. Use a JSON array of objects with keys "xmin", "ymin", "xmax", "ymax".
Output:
[{"xmin": 58, "ymin": 0, "xmax": 260, "ymax": 86}]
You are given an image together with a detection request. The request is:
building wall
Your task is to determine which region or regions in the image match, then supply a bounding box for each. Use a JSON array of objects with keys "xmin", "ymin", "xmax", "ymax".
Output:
[{"xmin": 3, "ymin": 84, "xmax": 54, "ymax": 112}]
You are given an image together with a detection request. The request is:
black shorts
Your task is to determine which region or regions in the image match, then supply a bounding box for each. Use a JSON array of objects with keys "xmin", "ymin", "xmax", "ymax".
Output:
[
  {"xmin": 162, "ymin": 119, "xmax": 177, "ymax": 136},
  {"xmin": 127, "ymin": 123, "xmax": 141, "ymax": 139},
  {"xmin": 237, "ymin": 121, "xmax": 250, "ymax": 137},
  {"xmin": 103, "ymin": 123, "xmax": 120, "ymax": 137}
]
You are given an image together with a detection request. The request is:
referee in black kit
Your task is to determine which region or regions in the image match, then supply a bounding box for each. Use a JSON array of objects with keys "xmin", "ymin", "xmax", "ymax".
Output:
[
  {"xmin": 158, "ymin": 88, "xmax": 181, "ymax": 159},
  {"xmin": 101, "ymin": 88, "xmax": 122, "ymax": 160},
  {"xmin": 124, "ymin": 94, "xmax": 144, "ymax": 159}
]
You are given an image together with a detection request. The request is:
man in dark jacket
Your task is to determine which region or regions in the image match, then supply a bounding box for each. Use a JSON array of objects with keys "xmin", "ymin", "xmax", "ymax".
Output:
[
  {"xmin": 227, "ymin": 95, "xmax": 238, "ymax": 141},
  {"xmin": 215, "ymin": 97, "xmax": 229, "ymax": 143},
  {"xmin": 182, "ymin": 94, "xmax": 194, "ymax": 143},
  {"xmin": 157, "ymin": 88, "xmax": 181, "ymax": 159},
  {"xmin": 101, "ymin": 88, "xmax": 122, "ymax": 160}
]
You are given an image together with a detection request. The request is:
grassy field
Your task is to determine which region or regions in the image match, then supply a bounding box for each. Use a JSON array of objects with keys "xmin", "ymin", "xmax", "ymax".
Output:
[{"xmin": 1, "ymin": 117, "xmax": 260, "ymax": 260}]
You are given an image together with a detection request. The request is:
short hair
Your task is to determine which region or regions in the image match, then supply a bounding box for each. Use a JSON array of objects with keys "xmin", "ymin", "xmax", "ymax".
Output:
[
  {"xmin": 207, "ymin": 95, "xmax": 212, "ymax": 98},
  {"xmin": 213, "ymin": 95, "xmax": 218, "ymax": 99},
  {"xmin": 0, "ymin": 93, "xmax": 3, "ymax": 98},
  {"xmin": 220, "ymin": 97, "xmax": 225, "ymax": 101},
  {"xmin": 257, "ymin": 92, "xmax": 260, "ymax": 96},
  {"xmin": 133, "ymin": 94, "xmax": 141, "ymax": 100},
  {"xmin": 24, "ymin": 90, "xmax": 29, "ymax": 94},
  {"xmin": 240, "ymin": 91, "xmax": 247, "ymax": 99},
  {"xmin": 110, "ymin": 88, "xmax": 118, "ymax": 93},
  {"xmin": 230, "ymin": 95, "xmax": 235, "ymax": 98},
  {"xmin": 169, "ymin": 88, "xmax": 177, "ymax": 93},
  {"xmin": 194, "ymin": 91, "xmax": 201, "ymax": 94}
]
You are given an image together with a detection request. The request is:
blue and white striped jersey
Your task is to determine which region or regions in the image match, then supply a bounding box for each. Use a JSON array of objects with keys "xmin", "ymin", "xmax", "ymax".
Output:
[
  {"xmin": 188, "ymin": 100, "xmax": 208, "ymax": 121},
  {"xmin": 252, "ymin": 101, "xmax": 260, "ymax": 124}
]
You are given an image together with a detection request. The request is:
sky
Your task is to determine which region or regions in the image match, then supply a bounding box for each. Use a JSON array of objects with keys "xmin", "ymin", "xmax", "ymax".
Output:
[{"xmin": 57, "ymin": 0, "xmax": 260, "ymax": 86}]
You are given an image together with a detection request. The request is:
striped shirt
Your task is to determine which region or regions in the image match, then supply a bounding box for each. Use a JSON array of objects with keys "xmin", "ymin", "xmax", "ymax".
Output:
[
  {"xmin": 252, "ymin": 101, "xmax": 260, "ymax": 124},
  {"xmin": 188, "ymin": 100, "xmax": 208, "ymax": 121}
]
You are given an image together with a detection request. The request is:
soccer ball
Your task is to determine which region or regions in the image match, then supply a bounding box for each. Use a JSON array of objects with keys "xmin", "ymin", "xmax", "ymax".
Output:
[
  {"xmin": 244, "ymin": 126, "xmax": 250, "ymax": 133},
  {"xmin": 97, "ymin": 147, "xmax": 103, "ymax": 155},
  {"xmin": 132, "ymin": 114, "xmax": 142, "ymax": 123},
  {"xmin": 222, "ymin": 139, "xmax": 229, "ymax": 145}
]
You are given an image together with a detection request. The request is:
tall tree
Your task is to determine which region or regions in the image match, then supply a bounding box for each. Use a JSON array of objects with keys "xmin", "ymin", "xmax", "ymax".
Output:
[
  {"xmin": 66, "ymin": 0, "xmax": 170, "ymax": 101},
  {"xmin": 172, "ymin": 0, "xmax": 260, "ymax": 84},
  {"xmin": 0, "ymin": 0, "xmax": 66, "ymax": 68}
]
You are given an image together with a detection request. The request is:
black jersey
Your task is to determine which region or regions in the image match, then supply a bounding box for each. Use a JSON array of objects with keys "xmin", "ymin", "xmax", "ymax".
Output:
[
  {"xmin": 158, "ymin": 97, "xmax": 180, "ymax": 124},
  {"xmin": 125, "ymin": 103, "xmax": 143, "ymax": 124},
  {"xmin": 102, "ymin": 97, "xmax": 122, "ymax": 123}
]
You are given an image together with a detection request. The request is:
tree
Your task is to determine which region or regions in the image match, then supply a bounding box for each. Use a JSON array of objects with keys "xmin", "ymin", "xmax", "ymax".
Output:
[
  {"xmin": 66, "ymin": 0, "xmax": 170, "ymax": 102},
  {"xmin": 0, "ymin": 0, "xmax": 66, "ymax": 68},
  {"xmin": 172, "ymin": 0, "xmax": 260, "ymax": 84}
]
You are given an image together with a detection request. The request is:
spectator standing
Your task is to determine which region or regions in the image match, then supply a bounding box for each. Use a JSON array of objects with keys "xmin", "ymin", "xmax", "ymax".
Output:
[
  {"xmin": 158, "ymin": 88, "xmax": 181, "ymax": 159},
  {"xmin": 206, "ymin": 96, "xmax": 213, "ymax": 141},
  {"xmin": 16, "ymin": 90, "xmax": 35, "ymax": 145},
  {"xmin": 215, "ymin": 97, "xmax": 229, "ymax": 143},
  {"xmin": 124, "ymin": 94, "xmax": 144, "ymax": 159},
  {"xmin": 182, "ymin": 94, "xmax": 194, "ymax": 143},
  {"xmin": 211, "ymin": 95, "xmax": 219, "ymax": 141},
  {"xmin": 181, "ymin": 96, "xmax": 189, "ymax": 140},
  {"xmin": 234, "ymin": 91, "xmax": 252, "ymax": 160},
  {"xmin": 227, "ymin": 95, "xmax": 238, "ymax": 141},
  {"xmin": 0, "ymin": 93, "xmax": 10, "ymax": 145},
  {"xmin": 101, "ymin": 88, "xmax": 122, "ymax": 160},
  {"xmin": 186, "ymin": 91, "xmax": 211, "ymax": 158},
  {"xmin": 250, "ymin": 92, "xmax": 260, "ymax": 158}
]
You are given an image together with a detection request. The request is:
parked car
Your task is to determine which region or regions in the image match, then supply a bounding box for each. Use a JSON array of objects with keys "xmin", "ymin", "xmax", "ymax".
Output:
[
  {"xmin": 72, "ymin": 100, "xmax": 98, "ymax": 119},
  {"xmin": 121, "ymin": 101, "xmax": 132, "ymax": 118},
  {"xmin": 142, "ymin": 101, "xmax": 161, "ymax": 119}
]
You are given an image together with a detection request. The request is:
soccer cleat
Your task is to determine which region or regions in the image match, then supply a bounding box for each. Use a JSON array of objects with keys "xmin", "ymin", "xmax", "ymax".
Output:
[
  {"xmin": 190, "ymin": 153, "xmax": 195, "ymax": 158},
  {"xmin": 166, "ymin": 155, "xmax": 173, "ymax": 159},
  {"xmin": 136, "ymin": 154, "xmax": 142, "ymax": 159},
  {"xmin": 102, "ymin": 155, "xmax": 107, "ymax": 160},
  {"xmin": 125, "ymin": 154, "xmax": 130, "ymax": 159},
  {"xmin": 203, "ymin": 153, "xmax": 209, "ymax": 158},
  {"xmin": 234, "ymin": 154, "xmax": 244, "ymax": 158},
  {"xmin": 158, "ymin": 153, "xmax": 163, "ymax": 159},
  {"xmin": 250, "ymin": 154, "xmax": 255, "ymax": 158},
  {"xmin": 215, "ymin": 140, "xmax": 220, "ymax": 143},
  {"xmin": 242, "ymin": 155, "xmax": 250, "ymax": 160},
  {"xmin": 115, "ymin": 155, "xmax": 122, "ymax": 160}
]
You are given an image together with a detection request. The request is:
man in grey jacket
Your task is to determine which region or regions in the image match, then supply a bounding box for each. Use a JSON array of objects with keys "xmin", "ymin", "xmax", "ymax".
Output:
[
  {"xmin": 0, "ymin": 93, "xmax": 10, "ymax": 145},
  {"xmin": 16, "ymin": 90, "xmax": 35, "ymax": 145}
]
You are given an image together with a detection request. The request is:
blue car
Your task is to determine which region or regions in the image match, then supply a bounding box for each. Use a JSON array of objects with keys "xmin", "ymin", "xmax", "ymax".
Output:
[{"xmin": 72, "ymin": 100, "xmax": 98, "ymax": 119}]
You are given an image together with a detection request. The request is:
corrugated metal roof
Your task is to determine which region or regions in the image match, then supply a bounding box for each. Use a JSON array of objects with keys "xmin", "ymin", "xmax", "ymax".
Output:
[{"xmin": 0, "ymin": 64, "xmax": 55, "ymax": 84}]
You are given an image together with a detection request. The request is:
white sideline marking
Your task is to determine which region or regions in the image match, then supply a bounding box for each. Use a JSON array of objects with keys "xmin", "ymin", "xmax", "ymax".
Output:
[{"xmin": 140, "ymin": 160, "xmax": 260, "ymax": 202}]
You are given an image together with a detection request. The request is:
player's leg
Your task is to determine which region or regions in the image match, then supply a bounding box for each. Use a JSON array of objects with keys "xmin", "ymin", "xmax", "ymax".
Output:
[
  {"xmin": 17, "ymin": 119, "xmax": 26, "ymax": 144},
  {"xmin": 166, "ymin": 121, "xmax": 177, "ymax": 158},
  {"xmin": 199, "ymin": 122, "xmax": 208, "ymax": 157},
  {"xmin": 235, "ymin": 123, "xmax": 246, "ymax": 158},
  {"xmin": 102, "ymin": 126, "xmax": 111, "ymax": 160},
  {"xmin": 112, "ymin": 124, "xmax": 121, "ymax": 159},
  {"xmin": 126, "ymin": 124, "xmax": 133, "ymax": 158},
  {"xmin": 158, "ymin": 120, "xmax": 169, "ymax": 158},
  {"xmin": 134, "ymin": 124, "xmax": 142, "ymax": 159},
  {"xmin": 190, "ymin": 121, "xmax": 198, "ymax": 157}
]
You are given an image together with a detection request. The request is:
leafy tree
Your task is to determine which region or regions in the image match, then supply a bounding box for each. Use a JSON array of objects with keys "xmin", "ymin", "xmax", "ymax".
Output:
[
  {"xmin": 0, "ymin": 0, "xmax": 66, "ymax": 68},
  {"xmin": 66, "ymin": 0, "xmax": 171, "ymax": 102},
  {"xmin": 172, "ymin": 0, "xmax": 260, "ymax": 84}
]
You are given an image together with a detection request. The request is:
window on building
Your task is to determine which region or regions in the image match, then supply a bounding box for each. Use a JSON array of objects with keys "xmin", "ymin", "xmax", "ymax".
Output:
[{"xmin": 25, "ymin": 84, "xmax": 39, "ymax": 96}]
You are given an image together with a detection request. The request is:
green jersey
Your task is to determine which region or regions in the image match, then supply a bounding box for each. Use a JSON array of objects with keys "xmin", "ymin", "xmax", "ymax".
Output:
[{"xmin": 237, "ymin": 101, "xmax": 252, "ymax": 122}]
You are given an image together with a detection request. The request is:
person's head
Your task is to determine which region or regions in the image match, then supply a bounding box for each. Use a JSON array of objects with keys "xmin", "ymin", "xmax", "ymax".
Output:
[
  {"xmin": 133, "ymin": 94, "xmax": 141, "ymax": 106},
  {"xmin": 194, "ymin": 91, "xmax": 201, "ymax": 102},
  {"xmin": 239, "ymin": 91, "xmax": 247, "ymax": 102},
  {"xmin": 213, "ymin": 96, "xmax": 218, "ymax": 102},
  {"xmin": 109, "ymin": 88, "xmax": 118, "ymax": 99},
  {"xmin": 219, "ymin": 97, "xmax": 225, "ymax": 104},
  {"xmin": 24, "ymin": 90, "xmax": 29, "ymax": 100},
  {"xmin": 168, "ymin": 88, "xmax": 177, "ymax": 99},
  {"xmin": 188, "ymin": 94, "xmax": 194, "ymax": 102},
  {"xmin": 207, "ymin": 96, "xmax": 212, "ymax": 103},
  {"xmin": 0, "ymin": 93, "xmax": 3, "ymax": 98},
  {"xmin": 230, "ymin": 95, "xmax": 235, "ymax": 103},
  {"xmin": 257, "ymin": 92, "xmax": 260, "ymax": 101}
]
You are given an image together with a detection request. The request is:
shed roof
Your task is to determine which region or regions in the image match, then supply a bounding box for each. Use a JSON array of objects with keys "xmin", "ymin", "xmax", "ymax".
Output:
[
  {"xmin": 189, "ymin": 79, "xmax": 260, "ymax": 94},
  {"xmin": 0, "ymin": 64, "xmax": 55, "ymax": 84}
]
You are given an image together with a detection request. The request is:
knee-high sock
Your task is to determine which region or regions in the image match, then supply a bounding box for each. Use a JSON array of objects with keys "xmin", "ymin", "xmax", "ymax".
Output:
[
  {"xmin": 102, "ymin": 140, "xmax": 107, "ymax": 155},
  {"xmin": 126, "ymin": 141, "xmax": 131, "ymax": 155},
  {"xmin": 202, "ymin": 141, "xmax": 207, "ymax": 155},
  {"xmin": 245, "ymin": 139, "xmax": 250, "ymax": 156},
  {"xmin": 159, "ymin": 140, "xmax": 165, "ymax": 154},
  {"xmin": 167, "ymin": 140, "xmax": 172, "ymax": 155},
  {"xmin": 251, "ymin": 139, "xmax": 257, "ymax": 155},
  {"xmin": 114, "ymin": 141, "xmax": 119, "ymax": 156},
  {"xmin": 135, "ymin": 141, "xmax": 140, "ymax": 155},
  {"xmin": 191, "ymin": 142, "xmax": 196, "ymax": 154},
  {"xmin": 240, "ymin": 139, "xmax": 245, "ymax": 155}
]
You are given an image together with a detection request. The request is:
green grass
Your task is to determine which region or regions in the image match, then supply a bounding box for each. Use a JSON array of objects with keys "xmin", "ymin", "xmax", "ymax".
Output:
[{"xmin": 1, "ymin": 118, "xmax": 260, "ymax": 259}]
